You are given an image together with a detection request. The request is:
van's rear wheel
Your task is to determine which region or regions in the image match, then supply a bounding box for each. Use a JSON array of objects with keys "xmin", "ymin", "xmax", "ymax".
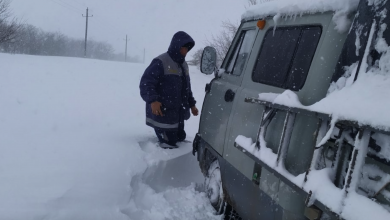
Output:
[{"xmin": 205, "ymin": 160, "xmax": 224, "ymax": 214}]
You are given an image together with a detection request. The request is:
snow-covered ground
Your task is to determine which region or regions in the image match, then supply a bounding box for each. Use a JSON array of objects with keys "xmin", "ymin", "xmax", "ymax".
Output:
[{"xmin": 0, "ymin": 53, "xmax": 218, "ymax": 220}]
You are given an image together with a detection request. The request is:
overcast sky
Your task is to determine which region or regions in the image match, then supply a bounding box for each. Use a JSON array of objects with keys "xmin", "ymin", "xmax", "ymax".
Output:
[{"xmin": 10, "ymin": 0, "xmax": 248, "ymax": 62}]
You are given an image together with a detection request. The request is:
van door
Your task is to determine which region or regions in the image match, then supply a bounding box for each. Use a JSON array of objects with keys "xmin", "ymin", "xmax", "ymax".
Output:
[{"xmin": 198, "ymin": 23, "xmax": 258, "ymax": 155}]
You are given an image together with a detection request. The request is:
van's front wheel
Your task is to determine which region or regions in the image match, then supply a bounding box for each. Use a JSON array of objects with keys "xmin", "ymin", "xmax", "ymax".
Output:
[{"xmin": 205, "ymin": 160, "xmax": 224, "ymax": 214}]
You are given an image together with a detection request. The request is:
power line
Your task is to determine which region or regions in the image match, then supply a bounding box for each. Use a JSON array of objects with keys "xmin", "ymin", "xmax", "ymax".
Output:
[
  {"xmin": 90, "ymin": 13, "xmax": 141, "ymax": 49},
  {"xmin": 49, "ymin": 0, "xmax": 81, "ymax": 14},
  {"xmin": 74, "ymin": 7, "xmax": 142, "ymax": 53},
  {"xmin": 49, "ymin": 1, "xmax": 143, "ymax": 56},
  {"xmin": 91, "ymin": 13, "xmax": 123, "ymax": 34},
  {"xmin": 67, "ymin": 0, "xmax": 86, "ymax": 8},
  {"xmin": 50, "ymin": 0, "xmax": 79, "ymax": 12},
  {"xmin": 56, "ymin": 0, "xmax": 83, "ymax": 12}
]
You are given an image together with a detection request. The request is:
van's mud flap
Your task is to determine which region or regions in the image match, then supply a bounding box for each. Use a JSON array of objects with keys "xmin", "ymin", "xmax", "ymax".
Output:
[{"xmin": 219, "ymin": 158, "xmax": 284, "ymax": 220}]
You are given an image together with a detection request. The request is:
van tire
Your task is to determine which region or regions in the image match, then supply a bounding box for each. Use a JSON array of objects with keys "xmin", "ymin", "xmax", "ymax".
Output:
[{"xmin": 205, "ymin": 160, "xmax": 224, "ymax": 214}]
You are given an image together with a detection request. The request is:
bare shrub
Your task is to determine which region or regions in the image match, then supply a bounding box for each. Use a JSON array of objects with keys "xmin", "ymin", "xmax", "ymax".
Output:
[{"xmin": 0, "ymin": 0, "xmax": 20, "ymax": 44}]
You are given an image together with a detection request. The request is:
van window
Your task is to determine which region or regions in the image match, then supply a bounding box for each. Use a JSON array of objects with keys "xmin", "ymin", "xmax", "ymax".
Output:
[
  {"xmin": 226, "ymin": 29, "xmax": 257, "ymax": 76},
  {"xmin": 252, "ymin": 26, "xmax": 321, "ymax": 90}
]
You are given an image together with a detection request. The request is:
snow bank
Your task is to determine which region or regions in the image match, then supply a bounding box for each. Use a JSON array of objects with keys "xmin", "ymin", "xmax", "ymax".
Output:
[
  {"xmin": 242, "ymin": 0, "xmax": 360, "ymax": 32},
  {"xmin": 0, "ymin": 53, "xmax": 216, "ymax": 220}
]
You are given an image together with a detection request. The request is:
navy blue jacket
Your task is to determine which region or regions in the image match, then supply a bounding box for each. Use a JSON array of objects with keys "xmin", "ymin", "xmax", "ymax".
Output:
[{"xmin": 139, "ymin": 31, "xmax": 196, "ymax": 130}]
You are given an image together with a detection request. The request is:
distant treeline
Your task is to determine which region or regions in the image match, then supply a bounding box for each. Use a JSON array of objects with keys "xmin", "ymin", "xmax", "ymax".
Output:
[{"xmin": 0, "ymin": 23, "xmax": 140, "ymax": 62}]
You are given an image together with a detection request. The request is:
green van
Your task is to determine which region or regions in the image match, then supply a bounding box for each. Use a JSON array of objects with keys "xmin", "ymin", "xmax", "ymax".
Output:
[{"xmin": 194, "ymin": 0, "xmax": 390, "ymax": 219}]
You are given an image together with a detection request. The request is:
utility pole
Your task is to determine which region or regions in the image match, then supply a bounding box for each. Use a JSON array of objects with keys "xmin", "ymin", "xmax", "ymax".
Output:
[
  {"xmin": 124, "ymin": 35, "xmax": 130, "ymax": 62},
  {"xmin": 82, "ymin": 8, "xmax": 93, "ymax": 57}
]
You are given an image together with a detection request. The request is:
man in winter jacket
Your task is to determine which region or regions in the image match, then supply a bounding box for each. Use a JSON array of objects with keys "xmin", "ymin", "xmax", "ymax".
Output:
[{"xmin": 139, "ymin": 31, "xmax": 198, "ymax": 148}]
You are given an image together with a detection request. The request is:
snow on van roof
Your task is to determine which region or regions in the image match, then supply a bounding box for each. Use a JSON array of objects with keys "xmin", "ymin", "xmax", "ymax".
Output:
[{"xmin": 242, "ymin": 0, "xmax": 360, "ymax": 32}]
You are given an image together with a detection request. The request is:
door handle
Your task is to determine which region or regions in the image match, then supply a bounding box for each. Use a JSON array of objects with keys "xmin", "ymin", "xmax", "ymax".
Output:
[
  {"xmin": 205, "ymin": 83, "xmax": 211, "ymax": 93},
  {"xmin": 224, "ymin": 89, "xmax": 235, "ymax": 102}
]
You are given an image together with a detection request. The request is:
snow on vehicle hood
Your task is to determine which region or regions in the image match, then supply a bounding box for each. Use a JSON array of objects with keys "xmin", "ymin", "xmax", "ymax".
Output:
[{"xmin": 242, "ymin": 0, "xmax": 360, "ymax": 32}]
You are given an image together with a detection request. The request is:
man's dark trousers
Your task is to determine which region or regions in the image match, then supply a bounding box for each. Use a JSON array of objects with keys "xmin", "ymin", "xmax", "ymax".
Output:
[{"xmin": 154, "ymin": 109, "xmax": 186, "ymax": 146}]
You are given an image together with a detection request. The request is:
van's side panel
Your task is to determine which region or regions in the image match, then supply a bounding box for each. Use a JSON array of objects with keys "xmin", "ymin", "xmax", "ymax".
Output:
[
  {"xmin": 220, "ymin": 157, "xmax": 284, "ymax": 219},
  {"xmin": 221, "ymin": 12, "xmax": 348, "ymax": 219}
]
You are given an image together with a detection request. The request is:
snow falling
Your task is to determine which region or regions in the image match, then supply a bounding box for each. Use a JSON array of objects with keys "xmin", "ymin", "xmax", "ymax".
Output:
[{"xmin": 0, "ymin": 53, "xmax": 218, "ymax": 220}]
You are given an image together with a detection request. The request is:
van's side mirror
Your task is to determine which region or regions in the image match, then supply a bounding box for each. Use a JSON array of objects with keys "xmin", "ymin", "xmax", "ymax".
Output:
[{"xmin": 200, "ymin": 46, "xmax": 217, "ymax": 75}]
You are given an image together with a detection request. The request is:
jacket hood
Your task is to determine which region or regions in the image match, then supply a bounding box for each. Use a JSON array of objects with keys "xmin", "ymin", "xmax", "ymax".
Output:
[{"xmin": 167, "ymin": 31, "xmax": 195, "ymax": 64}]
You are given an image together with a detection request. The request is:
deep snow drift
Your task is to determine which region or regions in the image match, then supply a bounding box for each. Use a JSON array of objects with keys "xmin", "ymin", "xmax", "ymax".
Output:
[{"xmin": 0, "ymin": 53, "xmax": 219, "ymax": 220}]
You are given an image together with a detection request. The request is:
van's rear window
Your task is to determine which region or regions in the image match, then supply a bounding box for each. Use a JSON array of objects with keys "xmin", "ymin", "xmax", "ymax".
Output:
[{"xmin": 252, "ymin": 26, "xmax": 322, "ymax": 91}]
